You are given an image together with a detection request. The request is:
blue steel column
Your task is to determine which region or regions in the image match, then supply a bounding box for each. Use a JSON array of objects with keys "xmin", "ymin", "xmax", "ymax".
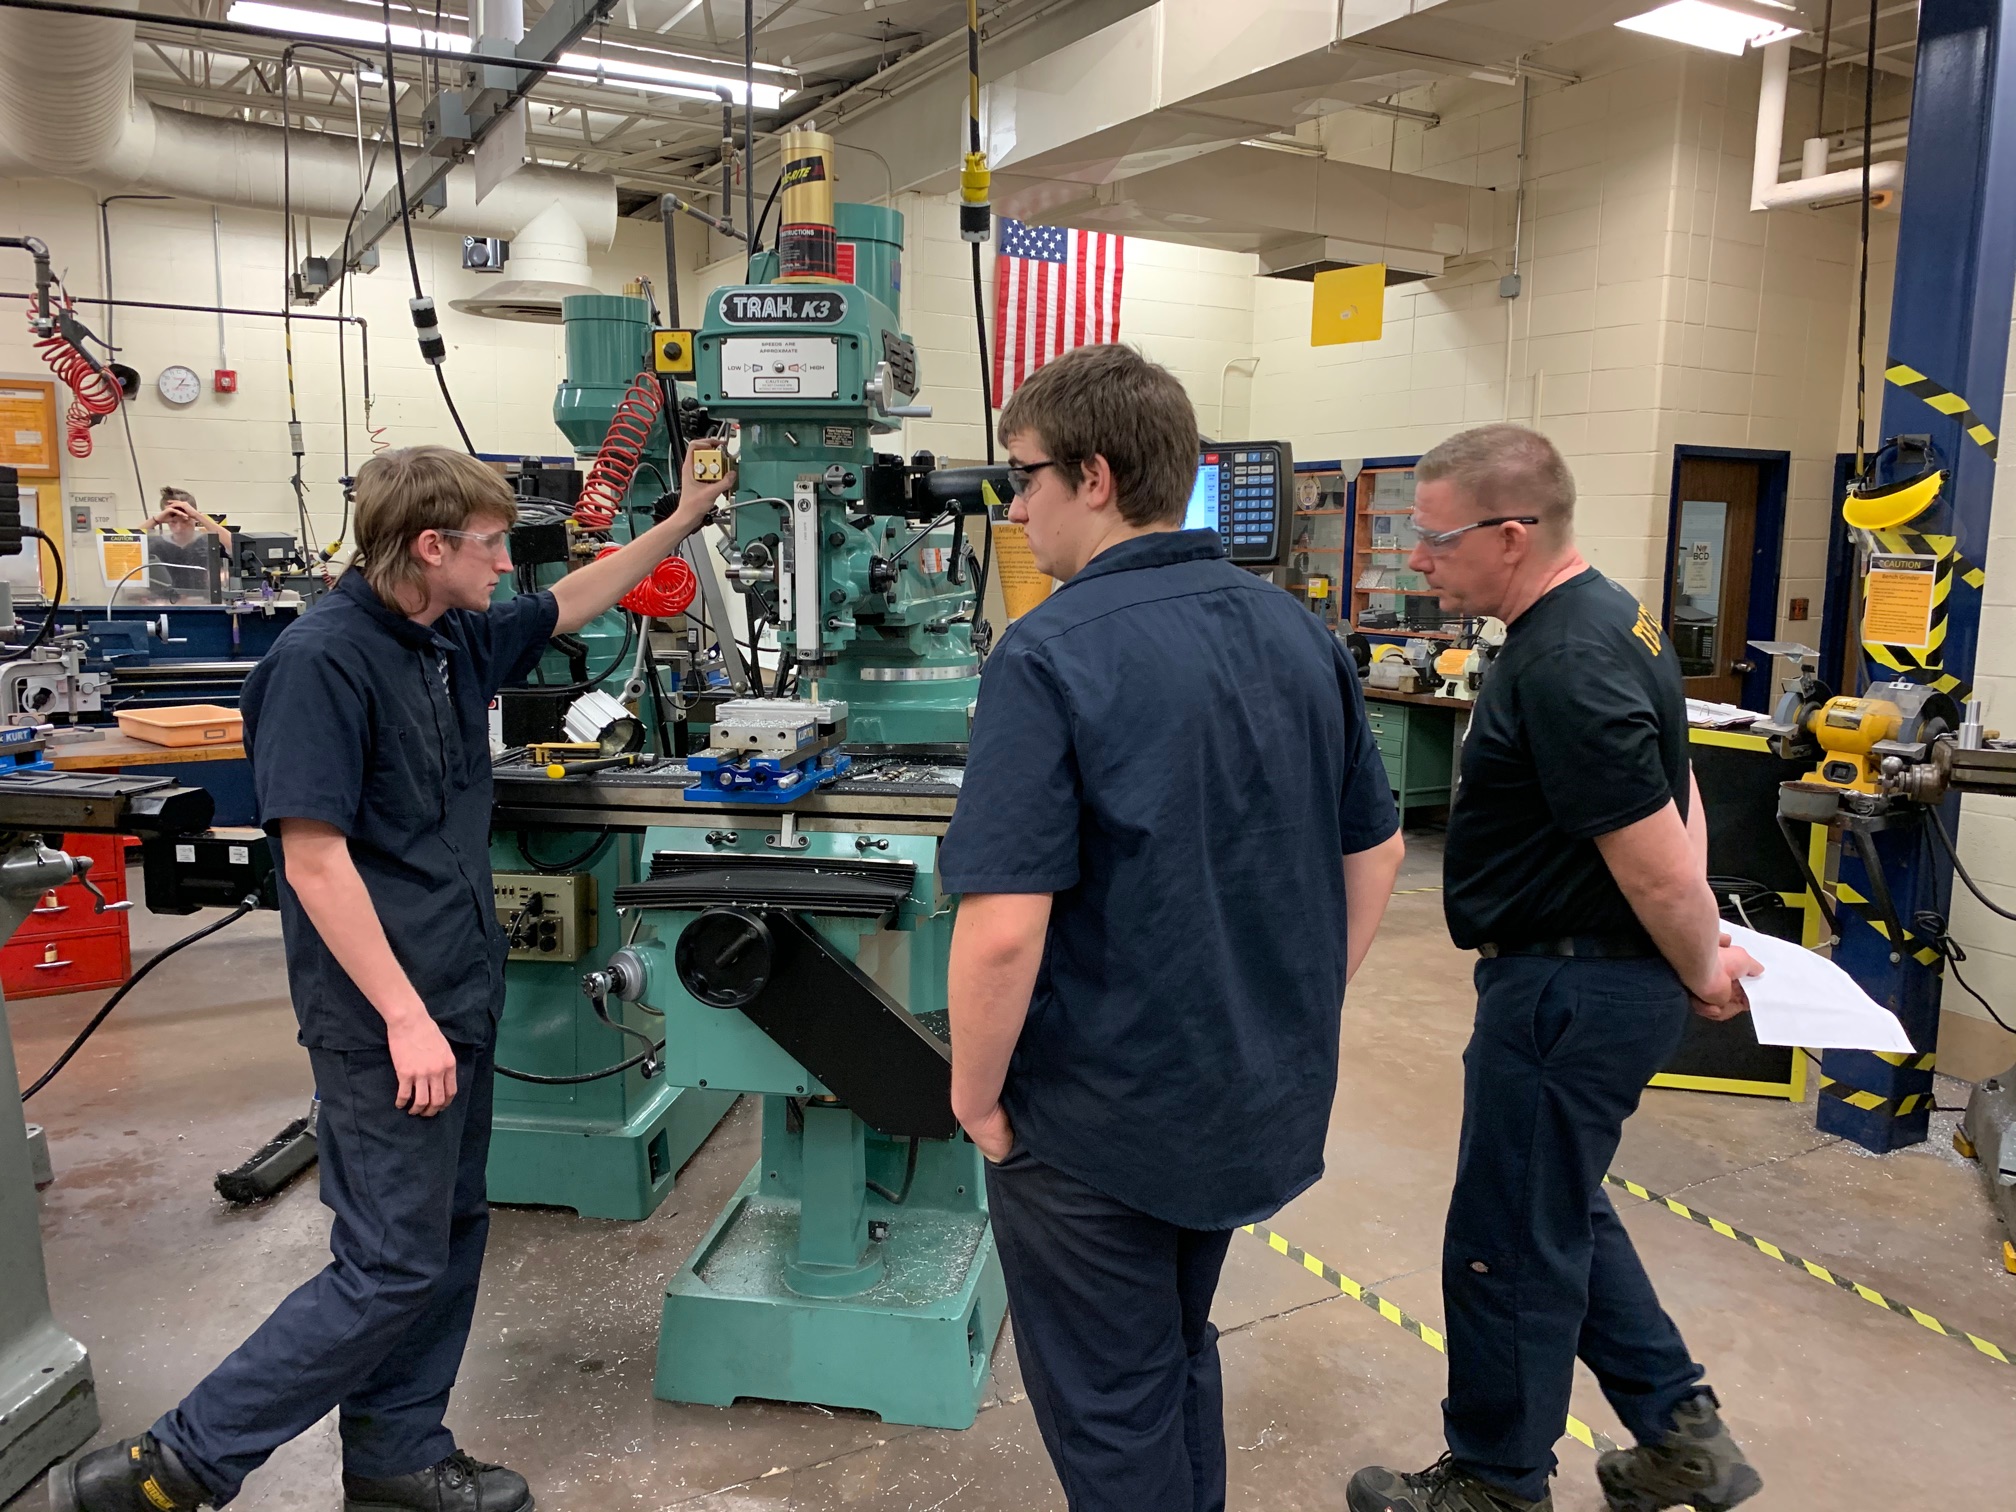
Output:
[{"xmin": 1821, "ymin": 0, "xmax": 2016, "ymax": 1150}]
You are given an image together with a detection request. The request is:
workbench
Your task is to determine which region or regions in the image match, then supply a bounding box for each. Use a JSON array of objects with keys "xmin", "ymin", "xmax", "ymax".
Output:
[
  {"xmin": 1362, "ymin": 686, "xmax": 1469, "ymax": 825},
  {"xmin": 48, "ymin": 734, "xmax": 252, "ymax": 825},
  {"xmin": 49, "ymin": 734, "xmax": 246, "ymax": 769}
]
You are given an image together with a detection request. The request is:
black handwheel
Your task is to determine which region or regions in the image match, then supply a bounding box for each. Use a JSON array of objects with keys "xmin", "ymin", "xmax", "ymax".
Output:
[{"xmin": 676, "ymin": 907, "xmax": 774, "ymax": 1009}]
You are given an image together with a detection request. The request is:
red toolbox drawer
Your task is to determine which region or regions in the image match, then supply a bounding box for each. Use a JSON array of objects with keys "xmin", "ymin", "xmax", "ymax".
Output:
[
  {"xmin": 2, "ymin": 926, "xmax": 131, "ymax": 1000},
  {"xmin": 12, "ymin": 834, "xmax": 129, "ymax": 944}
]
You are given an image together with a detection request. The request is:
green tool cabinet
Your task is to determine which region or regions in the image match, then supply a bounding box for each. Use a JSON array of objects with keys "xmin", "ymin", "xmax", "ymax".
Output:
[{"xmin": 1363, "ymin": 693, "xmax": 1456, "ymax": 825}]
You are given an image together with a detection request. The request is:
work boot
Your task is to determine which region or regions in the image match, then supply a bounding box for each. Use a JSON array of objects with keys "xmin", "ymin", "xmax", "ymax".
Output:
[
  {"xmin": 343, "ymin": 1450, "xmax": 533, "ymax": 1512},
  {"xmin": 1596, "ymin": 1391, "xmax": 1762, "ymax": 1512},
  {"xmin": 47, "ymin": 1434, "xmax": 209, "ymax": 1512},
  {"xmin": 1347, "ymin": 1454, "xmax": 1552, "ymax": 1512}
]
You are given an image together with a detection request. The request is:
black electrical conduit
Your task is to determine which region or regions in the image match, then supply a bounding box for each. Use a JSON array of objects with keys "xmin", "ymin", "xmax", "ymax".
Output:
[{"xmin": 22, "ymin": 896, "xmax": 261, "ymax": 1103}]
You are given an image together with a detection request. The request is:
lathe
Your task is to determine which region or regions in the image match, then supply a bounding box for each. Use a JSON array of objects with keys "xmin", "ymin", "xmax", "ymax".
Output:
[{"xmin": 487, "ymin": 130, "xmax": 1008, "ymax": 1429}]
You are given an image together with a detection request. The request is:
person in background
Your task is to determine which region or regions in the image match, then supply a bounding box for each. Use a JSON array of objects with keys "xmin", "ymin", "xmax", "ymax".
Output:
[
  {"xmin": 943, "ymin": 343, "xmax": 1407, "ymax": 1512},
  {"xmin": 48, "ymin": 444, "xmax": 734, "ymax": 1512},
  {"xmin": 143, "ymin": 487, "xmax": 232, "ymax": 602},
  {"xmin": 1347, "ymin": 425, "xmax": 1764, "ymax": 1512}
]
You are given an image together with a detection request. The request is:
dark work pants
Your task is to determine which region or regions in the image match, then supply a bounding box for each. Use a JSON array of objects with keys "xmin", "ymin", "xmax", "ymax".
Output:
[
  {"xmin": 154, "ymin": 1038, "xmax": 495, "ymax": 1504},
  {"xmin": 984, "ymin": 1147, "xmax": 1234, "ymax": 1512},
  {"xmin": 1442, "ymin": 957, "xmax": 1707, "ymax": 1503}
]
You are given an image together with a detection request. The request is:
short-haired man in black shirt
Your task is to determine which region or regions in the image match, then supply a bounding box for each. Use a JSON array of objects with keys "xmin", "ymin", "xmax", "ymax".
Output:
[
  {"xmin": 943, "ymin": 344, "xmax": 1406, "ymax": 1511},
  {"xmin": 1348, "ymin": 426, "xmax": 1764, "ymax": 1512}
]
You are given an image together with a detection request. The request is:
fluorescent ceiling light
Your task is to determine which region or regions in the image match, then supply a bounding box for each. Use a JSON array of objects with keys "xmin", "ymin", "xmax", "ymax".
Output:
[
  {"xmin": 556, "ymin": 51, "xmax": 792, "ymax": 107},
  {"xmin": 226, "ymin": 2, "xmax": 793, "ymax": 105},
  {"xmin": 1615, "ymin": 1, "xmax": 1802, "ymax": 55}
]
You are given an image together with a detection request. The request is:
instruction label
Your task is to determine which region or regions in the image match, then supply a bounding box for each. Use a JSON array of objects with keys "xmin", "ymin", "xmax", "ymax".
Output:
[
  {"xmin": 1862, "ymin": 552, "xmax": 1938, "ymax": 649},
  {"xmin": 720, "ymin": 336, "xmax": 839, "ymax": 400}
]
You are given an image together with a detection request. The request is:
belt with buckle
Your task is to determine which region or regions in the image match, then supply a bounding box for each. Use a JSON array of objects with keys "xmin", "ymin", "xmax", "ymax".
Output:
[{"xmin": 1478, "ymin": 934, "xmax": 1657, "ymax": 960}]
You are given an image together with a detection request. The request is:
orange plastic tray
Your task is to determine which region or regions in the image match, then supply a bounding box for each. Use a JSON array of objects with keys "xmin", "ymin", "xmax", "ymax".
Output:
[{"xmin": 114, "ymin": 704, "xmax": 244, "ymax": 748}]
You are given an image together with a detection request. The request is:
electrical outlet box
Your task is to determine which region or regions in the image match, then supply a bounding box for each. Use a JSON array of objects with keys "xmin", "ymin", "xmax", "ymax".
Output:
[{"xmin": 494, "ymin": 872, "xmax": 597, "ymax": 962}]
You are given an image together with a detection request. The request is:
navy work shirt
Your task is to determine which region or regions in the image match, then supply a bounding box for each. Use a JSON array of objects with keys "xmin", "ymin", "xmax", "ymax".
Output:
[
  {"xmin": 240, "ymin": 570, "xmax": 558, "ymax": 1050},
  {"xmin": 940, "ymin": 529, "xmax": 1398, "ymax": 1231}
]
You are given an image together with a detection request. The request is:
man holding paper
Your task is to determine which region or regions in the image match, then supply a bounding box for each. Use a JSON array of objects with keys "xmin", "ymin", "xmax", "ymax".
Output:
[{"xmin": 1348, "ymin": 426, "xmax": 1765, "ymax": 1512}]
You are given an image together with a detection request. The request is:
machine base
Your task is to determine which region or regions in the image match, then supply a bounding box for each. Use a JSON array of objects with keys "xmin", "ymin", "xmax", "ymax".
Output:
[
  {"xmin": 487, "ymin": 1083, "xmax": 737, "ymax": 1220},
  {"xmin": 1959, "ymin": 1067, "xmax": 2016, "ymax": 1247},
  {"xmin": 0, "ymin": 1334, "xmax": 97, "ymax": 1505},
  {"xmin": 655, "ymin": 1162, "xmax": 1007, "ymax": 1429}
]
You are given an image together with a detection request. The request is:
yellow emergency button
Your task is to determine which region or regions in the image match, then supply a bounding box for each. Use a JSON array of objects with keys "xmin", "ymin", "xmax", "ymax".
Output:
[{"xmin": 654, "ymin": 328, "xmax": 695, "ymax": 376}]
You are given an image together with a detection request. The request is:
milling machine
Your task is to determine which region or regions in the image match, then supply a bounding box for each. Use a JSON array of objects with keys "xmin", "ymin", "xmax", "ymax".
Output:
[{"xmin": 489, "ymin": 131, "xmax": 1009, "ymax": 1428}]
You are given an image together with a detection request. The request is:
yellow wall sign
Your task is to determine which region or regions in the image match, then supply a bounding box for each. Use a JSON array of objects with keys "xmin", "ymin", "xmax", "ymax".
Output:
[
  {"xmin": 1311, "ymin": 263, "xmax": 1386, "ymax": 347},
  {"xmin": 1862, "ymin": 552, "xmax": 1938, "ymax": 649},
  {"xmin": 991, "ymin": 522, "xmax": 1054, "ymax": 620}
]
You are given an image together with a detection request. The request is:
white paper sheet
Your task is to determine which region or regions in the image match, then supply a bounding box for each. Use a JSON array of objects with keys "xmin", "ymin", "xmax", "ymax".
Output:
[{"xmin": 1720, "ymin": 924, "xmax": 1914, "ymax": 1052}]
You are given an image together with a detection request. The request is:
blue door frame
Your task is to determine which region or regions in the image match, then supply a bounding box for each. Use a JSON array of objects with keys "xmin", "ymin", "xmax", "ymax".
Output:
[{"xmin": 1659, "ymin": 445, "xmax": 1790, "ymax": 713}]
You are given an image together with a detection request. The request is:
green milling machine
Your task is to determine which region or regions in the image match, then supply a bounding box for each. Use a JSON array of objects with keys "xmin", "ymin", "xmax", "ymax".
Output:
[{"xmin": 485, "ymin": 172, "xmax": 1011, "ymax": 1429}]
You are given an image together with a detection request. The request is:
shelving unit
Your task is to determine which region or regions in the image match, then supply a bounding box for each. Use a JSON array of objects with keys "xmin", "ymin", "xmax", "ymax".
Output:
[
  {"xmin": 1286, "ymin": 463, "xmax": 1350, "ymax": 629},
  {"xmin": 1349, "ymin": 458, "xmax": 1463, "ymax": 641}
]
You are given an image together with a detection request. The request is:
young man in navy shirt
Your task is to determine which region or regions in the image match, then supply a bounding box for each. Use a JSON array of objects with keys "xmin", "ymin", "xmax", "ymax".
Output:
[
  {"xmin": 51, "ymin": 445, "xmax": 732, "ymax": 1512},
  {"xmin": 943, "ymin": 343, "xmax": 1406, "ymax": 1511}
]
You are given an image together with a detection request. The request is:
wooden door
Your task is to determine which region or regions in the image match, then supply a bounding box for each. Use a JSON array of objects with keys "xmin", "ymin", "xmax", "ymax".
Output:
[{"xmin": 1668, "ymin": 458, "xmax": 1761, "ymax": 705}]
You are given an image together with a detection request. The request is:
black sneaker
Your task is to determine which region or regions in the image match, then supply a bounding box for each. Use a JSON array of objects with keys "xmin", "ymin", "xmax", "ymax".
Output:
[
  {"xmin": 1347, "ymin": 1454, "xmax": 1553, "ymax": 1512},
  {"xmin": 1595, "ymin": 1391, "xmax": 1762, "ymax": 1512},
  {"xmin": 342, "ymin": 1451, "xmax": 533, "ymax": 1512},
  {"xmin": 48, "ymin": 1435, "xmax": 209, "ymax": 1512}
]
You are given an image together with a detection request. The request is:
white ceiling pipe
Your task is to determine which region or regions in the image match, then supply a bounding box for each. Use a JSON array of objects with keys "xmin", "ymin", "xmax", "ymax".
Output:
[
  {"xmin": 0, "ymin": 2, "xmax": 614, "ymax": 287},
  {"xmin": 0, "ymin": 0, "xmax": 138, "ymax": 178},
  {"xmin": 1752, "ymin": 37, "xmax": 1903, "ymax": 211},
  {"xmin": 1751, "ymin": 38, "xmax": 1792, "ymax": 210}
]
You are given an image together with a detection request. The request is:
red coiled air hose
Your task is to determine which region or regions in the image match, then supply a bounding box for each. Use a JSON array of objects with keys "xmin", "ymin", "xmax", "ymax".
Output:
[
  {"xmin": 575, "ymin": 373, "xmax": 664, "ymax": 531},
  {"xmin": 31, "ymin": 310, "xmax": 120, "ymax": 458},
  {"xmin": 596, "ymin": 546, "xmax": 698, "ymax": 618}
]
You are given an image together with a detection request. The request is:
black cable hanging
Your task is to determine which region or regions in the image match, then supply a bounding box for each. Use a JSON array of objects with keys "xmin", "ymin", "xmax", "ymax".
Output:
[
  {"xmin": 23, "ymin": 896, "xmax": 260, "ymax": 1102},
  {"xmin": 381, "ymin": 0, "xmax": 475, "ymax": 454},
  {"xmin": 1851, "ymin": 0, "xmax": 1878, "ymax": 476}
]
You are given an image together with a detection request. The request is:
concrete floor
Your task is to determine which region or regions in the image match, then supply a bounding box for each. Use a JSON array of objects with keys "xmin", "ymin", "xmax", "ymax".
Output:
[{"xmin": 9, "ymin": 836, "xmax": 2016, "ymax": 1511}]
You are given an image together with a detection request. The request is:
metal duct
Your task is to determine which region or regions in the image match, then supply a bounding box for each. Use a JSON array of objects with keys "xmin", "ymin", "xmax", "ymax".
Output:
[{"xmin": 0, "ymin": 2, "xmax": 616, "ymax": 300}]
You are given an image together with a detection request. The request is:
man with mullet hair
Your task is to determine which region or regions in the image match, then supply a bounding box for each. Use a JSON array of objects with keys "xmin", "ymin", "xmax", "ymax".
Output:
[
  {"xmin": 1348, "ymin": 425, "xmax": 1764, "ymax": 1512},
  {"xmin": 942, "ymin": 343, "xmax": 1406, "ymax": 1511},
  {"xmin": 50, "ymin": 445, "xmax": 735, "ymax": 1512}
]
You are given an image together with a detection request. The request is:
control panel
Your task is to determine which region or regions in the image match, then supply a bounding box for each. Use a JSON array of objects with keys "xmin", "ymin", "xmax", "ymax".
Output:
[
  {"xmin": 494, "ymin": 872, "xmax": 597, "ymax": 962},
  {"xmin": 1184, "ymin": 441, "xmax": 1292, "ymax": 566}
]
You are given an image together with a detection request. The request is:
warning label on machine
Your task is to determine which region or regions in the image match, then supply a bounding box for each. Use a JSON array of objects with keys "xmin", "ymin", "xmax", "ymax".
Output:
[
  {"xmin": 720, "ymin": 336, "xmax": 840, "ymax": 400},
  {"xmin": 1863, "ymin": 552, "xmax": 1938, "ymax": 649}
]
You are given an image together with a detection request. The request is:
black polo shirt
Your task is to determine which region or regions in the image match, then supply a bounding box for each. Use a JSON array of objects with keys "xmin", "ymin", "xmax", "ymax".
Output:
[
  {"xmin": 240, "ymin": 571, "xmax": 558, "ymax": 1050},
  {"xmin": 1442, "ymin": 567, "xmax": 1690, "ymax": 951},
  {"xmin": 940, "ymin": 529, "xmax": 1398, "ymax": 1231}
]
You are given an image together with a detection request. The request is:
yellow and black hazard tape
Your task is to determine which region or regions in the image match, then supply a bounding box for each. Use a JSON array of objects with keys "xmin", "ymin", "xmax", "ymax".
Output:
[
  {"xmin": 1240, "ymin": 1223, "xmax": 1623, "ymax": 1454},
  {"xmin": 1816, "ymin": 1074, "xmax": 1933, "ymax": 1118},
  {"xmin": 1874, "ymin": 1049, "xmax": 1937, "ymax": 1071},
  {"xmin": 1885, "ymin": 361, "xmax": 1999, "ymax": 460},
  {"xmin": 1833, "ymin": 883, "xmax": 1943, "ymax": 967},
  {"xmin": 1602, "ymin": 1174, "xmax": 2013, "ymax": 1368},
  {"xmin": 1861, "ymin": 525, "xmax": 1977, "ymax": 704}
]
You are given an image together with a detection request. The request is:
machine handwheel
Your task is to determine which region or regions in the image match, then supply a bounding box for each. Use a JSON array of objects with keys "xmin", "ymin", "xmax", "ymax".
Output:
[{"xmin": 676, "ymin": 907, "xmax": 774, "ymax": 1008}]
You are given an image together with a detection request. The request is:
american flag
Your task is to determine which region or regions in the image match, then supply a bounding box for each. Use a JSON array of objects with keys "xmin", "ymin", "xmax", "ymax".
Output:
[{"xmin": 992, "ymin": 219, "xmax": 1125, "ymax": 403}]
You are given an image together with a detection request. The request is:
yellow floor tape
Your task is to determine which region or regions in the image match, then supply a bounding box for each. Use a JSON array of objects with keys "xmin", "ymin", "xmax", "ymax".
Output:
[
  {"xmin": 1602, "ymin": 1174, "xmax": 2012, "ymax": 1368},
  {"xmin": 1240, "ymin": 1223, "xmax": 1622, "ymax": 1454}
]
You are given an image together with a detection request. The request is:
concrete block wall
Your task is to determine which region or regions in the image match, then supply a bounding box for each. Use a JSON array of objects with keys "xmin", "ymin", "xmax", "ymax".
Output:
[
  {"xmin": 0, "ymin": 176, "xmax": 678, "ymax": 597},
  {"xmin": 1247, "ymin": 33, "xmax": 1882, "ymax": 621},
  {"xmin": 1943, "ymin": 287, "xmax": 2016, "ymax": 1080}
]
